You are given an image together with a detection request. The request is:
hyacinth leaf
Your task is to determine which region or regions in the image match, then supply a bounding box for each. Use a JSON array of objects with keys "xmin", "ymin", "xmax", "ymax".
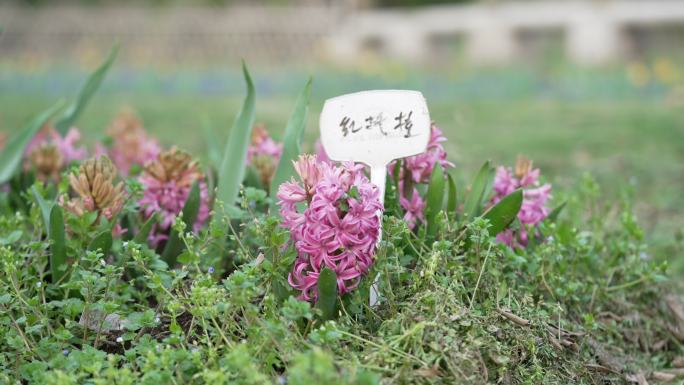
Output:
[
  {"xmin": 133, "ymin": 213, "xmax": 157, "ymax": 246},
  {"xmin": 31, "ymin": 186, "xmax": 54, "ymax": 236},
  {"xmin": 446, "ymin": 173, "xmax": 458, "ymax": 219},
  {"xmin": 425, "ymin": 165, "xmax": 446, "ymax": 239},
  {"xmin": 0, "ymin": 101, "xmax": 64, "ymax": 184},
  {"xmin": 545, "ymin": 201, "xmax": 567, "ymax": 223},
  {"xmin": 201, "ymin": 115, "xmax": 223, "ymax": 170},
  {"xmin": 391, "ymin": 159, "xmax": 403, "ymax": 212},
  {"xmin": 315, "ymin": 267, "xmax": 338, "ymax": 321},
  {"xmin": 244, "ymin": 166, "xmax": 264, "ymax": 190},
  {"xmin": 49, "ymin": 205, "xmax": 67, "ymax": 283},
  {"xmin": 269, "ymin": 78, "xmax": 312, "ymax": 196},
  {"xmin": 55, "ymin": 45, "xmax": 118, "ymax": 135},
  {"xmin": 162, "ymin": 181, "xmax": 201, "ymax": 266},
  {"xmin": 88, "ymin": 231, "xmax": 113, "ymax": 257},
  {"xmin": 215, "ymin": 61, "xmax": 256, "ymax": 217},
  {"xmin": 481, "ymin": 189, "xmax": 523, "ymax": 236},
  {"xmin": 463, "ymin": 160, "xmax": 493, "ymax": 220}
]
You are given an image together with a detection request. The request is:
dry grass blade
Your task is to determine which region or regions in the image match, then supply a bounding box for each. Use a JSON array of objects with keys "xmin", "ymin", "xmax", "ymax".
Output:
[
  {"xmin": 585, "ymin": 363, "xmax": 619, "ymax": 374},
  {"xmin": 497, "ymin": 308, "xmax": 530, "ymax": 326},
  {"xmin": 586, "ymin": 338, "xmax": 624, "ymax": 373}
]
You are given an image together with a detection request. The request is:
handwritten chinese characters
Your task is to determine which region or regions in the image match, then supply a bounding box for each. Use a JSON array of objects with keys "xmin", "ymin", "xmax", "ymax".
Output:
[{"xmin": 340, "ymin": 110, "xmax": 414, "ymax": 138}]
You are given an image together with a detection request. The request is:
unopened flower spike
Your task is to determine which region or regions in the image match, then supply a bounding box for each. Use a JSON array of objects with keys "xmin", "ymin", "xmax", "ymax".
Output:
[
  {"xmin": 61, "ymin": 155, "xmax": 126, "ymax": 223},
  {"xmin": 246, "ymin": 124, "xmax": 283, "ymax": 187}
]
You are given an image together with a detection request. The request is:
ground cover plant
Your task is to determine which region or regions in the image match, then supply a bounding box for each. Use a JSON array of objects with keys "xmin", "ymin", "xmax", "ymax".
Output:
[{"xmin": 1, "ymin": 53, "xmax": 684, "ymax": 384}]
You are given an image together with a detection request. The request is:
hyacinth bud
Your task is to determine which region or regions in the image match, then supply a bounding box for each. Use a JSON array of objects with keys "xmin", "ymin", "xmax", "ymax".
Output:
[
  {"xmin": 63, "ymin": 156, "xmax": 125, "ymax": 220},
  {"xmin": 251, "ymin": 124, "xmax": 269, "ymax": 144},
  {"xmin": 252, "ymin": 155, "xmax": 277, "ymax": 188},
  {"xmin": 247, "ymin": 124, "xmax": 283, "ymax": 187},
  {"xmin": 104, "ymin": 109, "xmax": 161, "ymax": 176},
  {"xmin": 514, "ymin": 155, "xmax": 533, "ymax": 179},
  {"xmin": 143, "ymin": 147, "xmax": 202, "ymax": 187},
  {"xmin": 138, "ymin": 147, "xmax": 210, "ymax": 247},
  {"xmin": 292, "ymin": 154, "xmax": 321, "ymax": 194},
  {"xmin": 27, "ymin": 143, "xmax": 64, "ymax": 182}
]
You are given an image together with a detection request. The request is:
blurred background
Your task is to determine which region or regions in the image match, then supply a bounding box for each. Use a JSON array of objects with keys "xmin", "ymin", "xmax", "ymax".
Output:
[{"xmin": 1, "ymin": 0, "xmax": 683, "ymax": 270}]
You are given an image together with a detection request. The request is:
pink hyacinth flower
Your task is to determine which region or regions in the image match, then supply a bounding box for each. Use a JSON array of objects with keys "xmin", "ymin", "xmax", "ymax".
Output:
[
  {"xmin": 138, "ymin": 148, "xmax": 210, "ymax": 248},
  {"xmin": 278, "ymin": 155, "xmax": 383, "ymax": 302},
  {"xmin": 388, "ymin": 123, "xmax": 454, "ymax": 230},
  {"xmin": 399, "ymin": 187, "xmax": 426, "ymax": 230},
  {"xmin": 490, "ymin": 156, "xmax": 552, "ymax": 248},
  {"xmin": 26, "ymin": 125, "xmax": 87, "ymax": 164}
]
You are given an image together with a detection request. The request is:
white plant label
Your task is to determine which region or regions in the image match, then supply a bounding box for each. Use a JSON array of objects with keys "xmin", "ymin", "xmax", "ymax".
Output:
[{"xmin": 319, "ymin": 89, "xmax": 431, "ymax": 306}]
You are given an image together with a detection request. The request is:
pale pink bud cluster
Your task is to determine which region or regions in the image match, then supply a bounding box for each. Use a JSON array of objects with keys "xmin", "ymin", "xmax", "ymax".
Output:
[
  {"xmin": 390, "ymin": 124, "xmax": 454, "ymax": 229},
  {"xmin": 26, "ymin": 125, "xmax": 88, "ymax": 164},
  {"xmin": 277, "ymin": 155, "xmax": 383, "ymax": 302},
  {"xmin": 98, "ymin": 110, "xmax": 161, "ymax": 176},
  {"xmin": 246, "ymin": 125, "xmax": 283, "ymax": 187},
  {"xmin": 492, "ymin": 156, "xmax": 552, "ymax": 247}
]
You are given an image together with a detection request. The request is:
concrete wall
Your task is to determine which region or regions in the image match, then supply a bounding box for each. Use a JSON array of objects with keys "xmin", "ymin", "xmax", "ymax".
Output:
[{"xmin": 1, "ymin": 1, "xmax": 683, "ymax": 67}]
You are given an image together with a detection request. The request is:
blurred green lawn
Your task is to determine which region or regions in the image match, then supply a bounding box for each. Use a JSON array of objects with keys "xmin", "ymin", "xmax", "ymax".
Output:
[{"xmin": 1, "ymin": 67, "xmax": 683, "ymax": 272}]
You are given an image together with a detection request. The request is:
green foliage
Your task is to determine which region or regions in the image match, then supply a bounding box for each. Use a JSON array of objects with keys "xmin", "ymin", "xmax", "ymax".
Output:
[
  {"xmin": 481, "ymin": 189, "xmax": 523, "ymax": 236},
  {"xmin": 215, "ymin": 62, "xmax": 256, "ymax": 217},
  {"xmin": 30, "ymin": 185, "xmax": 54, "ymax": 236},
  {"xmin": 463, "ymin": 160, "xmax": 494, "ymax": 219},
  {"xmin": 315, "ymin": 267, "xmax": 338, "ymax": 321},
  {"xmin": 54, "ymin": 45, "xmax": 118, "ymax": 135},
  {"xmin": 48, "ymin": 205, "xmax": 67, "ymax": 283},
  {"xmin": 270, "ymin": 78, "xmax": 312, "ymax": 196},
  {"xmin": 0, "ymin": 101, "xmax": 63, "ymax": 184},
  {"xmin": 87, "ymin": 231, "xmax": 113, "ymax": 257},
  {"xmin": 446, "ymin": 173, "xmax": 457, "ymax": 219},
  {"xmin": 0, "ymin": 168, "xmax": 677, "ymax": 384},
  {"xmin": 133, "ymin": 213, "xmax": 157, "ymax": 245},
  {"xmin": 425, "ymin": 164, "xmax": 445, "ymax": 239}
]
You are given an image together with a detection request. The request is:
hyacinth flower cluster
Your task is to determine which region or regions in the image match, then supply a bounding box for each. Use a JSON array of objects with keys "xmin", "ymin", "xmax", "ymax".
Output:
[
  {"xmin": 491, "ymin": 156, "xmax": 552, "ymax": 247},
  {"xmin": 138, "ymin": 147, "xmax": 210, "ymax": 247},
  {"xmin": 96, "ymin": 110, "xmax": 161, "ymax": 176},
  {"xmin": 246, "ymin": 125, "xmax": 283, "ymax": 187},
  {"xmin": 25, "ymin": 125, "xmax": 88, "ymax": 182},
  {"xmin": 277, "ymin": 155, "xmax": 383, "ymax": 302},
  {"xmin": 390, "ymin": 124, "xmax": 454, "ymax": 229},
  {"xmin": 60, "ymin": 156, "xmax": 126, "ymax": 226}
]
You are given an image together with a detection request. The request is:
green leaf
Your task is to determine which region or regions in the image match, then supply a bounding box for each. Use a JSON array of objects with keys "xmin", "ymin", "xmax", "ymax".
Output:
[
  {"xmin": 0, "ymin": 101, "xmax": 63, "ymax": 184},
  {"xmin": 315, "ymin": 267, "xmax": 337, "ymax": 321},
  {"xmin": 49, "ymin": 205, "xmax": 67, "ymax": 283},
  {"xmin": 545, "ymin": 201, "xmax": 567, "ymax": 223},
  {"xmin": 54, "ymin": 45, "xmax": 118, "ymax": 134},
  {"xmin": 88, "ymin": 231, "xmax": 113, "ymax": 256},
  {"xmin": 463, "ymin": 160, "xmax": 493, "ymax": 219},
  {"xmin": 425, "ymin": 165, "xmax": 445, "ymax": 239},
  {"xmin": 244, "ymin": 166, "xmax": 264, "ymax": 190},
  {"xmin": 446, "ymin": 173, "xmax": 458, "ymax": 219},
  {"xmin": 202, "ymin": 116, "xmax": 223, "ymax": 170},
  {"xmin": 215, "ymin": 61, "xmax": 256, "ymax": 217},
  {"xmin": 269, "ymin": 78, "xmax": 312, "ymax": 195},
  {"xmin": 481, "ymin": 189, "xmax": 523, "ymax": 236},
  {"xmin": 133, "ymin": 213, "xmax": 157, "ymax": 245},
  {"xmin": 162, "ymin": 181, "xmax": 201, "ymax": 266},
  {"xmin": 31, "ymin": 186, "xmax": 54, "ymax": 236}
]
